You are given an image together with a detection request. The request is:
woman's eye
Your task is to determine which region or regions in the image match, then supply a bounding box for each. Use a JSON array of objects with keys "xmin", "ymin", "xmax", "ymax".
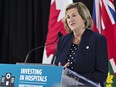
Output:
[
  {"xmin": 67, "ymin": 16, "xmax": 70, "ymax": 19},
  {"xmin": 66, "ymin": 14, "xmax": 77, "ymax": 19},
  {"xmin": 72, "ymin": 14, "xmax": 76, "ymax": 17}
]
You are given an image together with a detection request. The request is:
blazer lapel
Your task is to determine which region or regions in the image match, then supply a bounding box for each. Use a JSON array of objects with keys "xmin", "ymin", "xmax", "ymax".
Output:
[
  {"xmin": 78, "ymin": 29, "xmax": 92, "ymax": 55},
  {"xmin": 59, "ymin": 33, "xmax": 73, "ymax": 65}
]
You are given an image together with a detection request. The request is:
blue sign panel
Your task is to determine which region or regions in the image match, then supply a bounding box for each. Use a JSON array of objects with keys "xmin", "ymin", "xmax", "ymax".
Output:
[{"xmin": 0, "ymin": 64, "xmax": 63, "ymax": 87}]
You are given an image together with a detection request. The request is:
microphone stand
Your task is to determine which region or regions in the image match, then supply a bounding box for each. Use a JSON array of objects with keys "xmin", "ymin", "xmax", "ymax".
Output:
[
  {"xmin": 24, "ymin": 32, "xmax": 63, "ymax": 63},
  {"xmin": 24, "ymin": 38, "xmax": 58, "ymax": 63},
  {"xmin": 51, "ymin": 41, "xmax": 57, "ymax": 64}
]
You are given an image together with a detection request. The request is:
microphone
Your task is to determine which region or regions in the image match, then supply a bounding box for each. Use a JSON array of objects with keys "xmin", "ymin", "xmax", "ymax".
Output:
[{"xmin": 24, "ymin": 32, "xmax": 63, "ymax": 63}]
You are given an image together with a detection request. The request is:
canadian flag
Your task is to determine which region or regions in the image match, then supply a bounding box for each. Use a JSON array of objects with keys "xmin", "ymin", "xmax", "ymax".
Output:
[{"xmin": 42, "ymin": 0, "xmax": 73, "ymax": 64}]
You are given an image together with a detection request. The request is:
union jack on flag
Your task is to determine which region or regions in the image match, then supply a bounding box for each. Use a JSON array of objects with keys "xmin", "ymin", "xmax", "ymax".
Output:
[
  {"xmin": 93, "ymin": 0, "xmax": 116, "ymax": 33},
  {"xmin": 92, "ymin": 0, "xmax": 116, "ymax": 86}
]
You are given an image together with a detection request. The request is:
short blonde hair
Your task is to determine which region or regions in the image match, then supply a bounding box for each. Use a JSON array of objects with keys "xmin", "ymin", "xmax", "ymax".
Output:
[{"xmin": 63, "ymin": 2, "xmax": 93, "ymax": 32}]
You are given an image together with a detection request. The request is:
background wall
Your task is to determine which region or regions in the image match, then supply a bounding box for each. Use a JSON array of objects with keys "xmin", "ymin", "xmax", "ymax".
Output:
[{"xmin": 0, "ymin": 0, "xmax": 112, "ymax": 64}]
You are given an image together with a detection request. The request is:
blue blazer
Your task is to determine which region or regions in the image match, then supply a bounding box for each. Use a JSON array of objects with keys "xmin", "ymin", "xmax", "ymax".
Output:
[{"xmin": 55, "ymin": 29, "xmax": 108, "ymax": 84}]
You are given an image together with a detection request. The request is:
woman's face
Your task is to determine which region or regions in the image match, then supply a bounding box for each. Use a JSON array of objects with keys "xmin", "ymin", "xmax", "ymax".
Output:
[{"xmin": 66, "ymin": 8, "xmax": 85, "ymax": 31}]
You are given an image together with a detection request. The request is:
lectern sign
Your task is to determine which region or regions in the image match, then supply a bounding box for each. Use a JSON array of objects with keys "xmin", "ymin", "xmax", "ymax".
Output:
[{"xmin": 0, "ymin": 64, "xmax": 63, "ymax": 87}]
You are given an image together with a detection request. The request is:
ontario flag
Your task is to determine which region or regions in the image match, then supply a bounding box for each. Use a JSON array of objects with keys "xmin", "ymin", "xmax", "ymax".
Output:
[
  {"xmin": 92, "ymin": 0, "xmax": 116, "ymax": 86},
  {"xmin": 42, "ymin": 0, "xmax": 73, "ymax": 64}
]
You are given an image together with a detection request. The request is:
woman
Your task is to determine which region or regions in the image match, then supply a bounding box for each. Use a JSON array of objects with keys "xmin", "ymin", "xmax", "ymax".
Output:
[{"xmin": 55, "ymin": 2, "xmax": 108, "ymax": 87}]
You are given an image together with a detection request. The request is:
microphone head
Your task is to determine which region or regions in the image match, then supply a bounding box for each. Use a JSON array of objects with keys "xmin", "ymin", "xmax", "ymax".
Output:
[{"xmin": 58, "ymin": 32, "xmax": 63, "ymax": 37}]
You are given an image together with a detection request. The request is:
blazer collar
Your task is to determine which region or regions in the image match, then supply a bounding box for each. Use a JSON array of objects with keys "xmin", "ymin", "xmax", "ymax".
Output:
[
  {"xmin": 71, "ymin": 29, "xmax": 92, "ymax": 44},
  {"xmin": 80, "ymin": 29, "xmax": 92, "ymax": 44}
]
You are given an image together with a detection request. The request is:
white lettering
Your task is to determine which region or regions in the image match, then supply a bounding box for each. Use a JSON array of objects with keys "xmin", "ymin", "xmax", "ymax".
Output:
[
  {"xmin": 25, "ymin": 75, "xmax": 47, "ymax": 82},
  {"xmin": 20, "ymin": 75, "xmax": 25, "ymax": 80},
  {"xmin": 20, "ymin": 68, "xmax": 42, "ymax": 75},
  {"xmin": 18, "ymin": 84, "xmax": 43, "ymax": 87}
]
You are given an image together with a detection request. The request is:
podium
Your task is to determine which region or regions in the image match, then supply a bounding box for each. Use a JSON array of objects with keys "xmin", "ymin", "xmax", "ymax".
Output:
[
  {"xmin": 0, "ymin": 64, "xmax": 63, "ymax": 87},
  {"xmin": 62, "ymin": 68, "xmax": 101, "ymax": 87},
  {"xmin": 0, "ymin": 64, "xmax": 101, "ymax": 87}
]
